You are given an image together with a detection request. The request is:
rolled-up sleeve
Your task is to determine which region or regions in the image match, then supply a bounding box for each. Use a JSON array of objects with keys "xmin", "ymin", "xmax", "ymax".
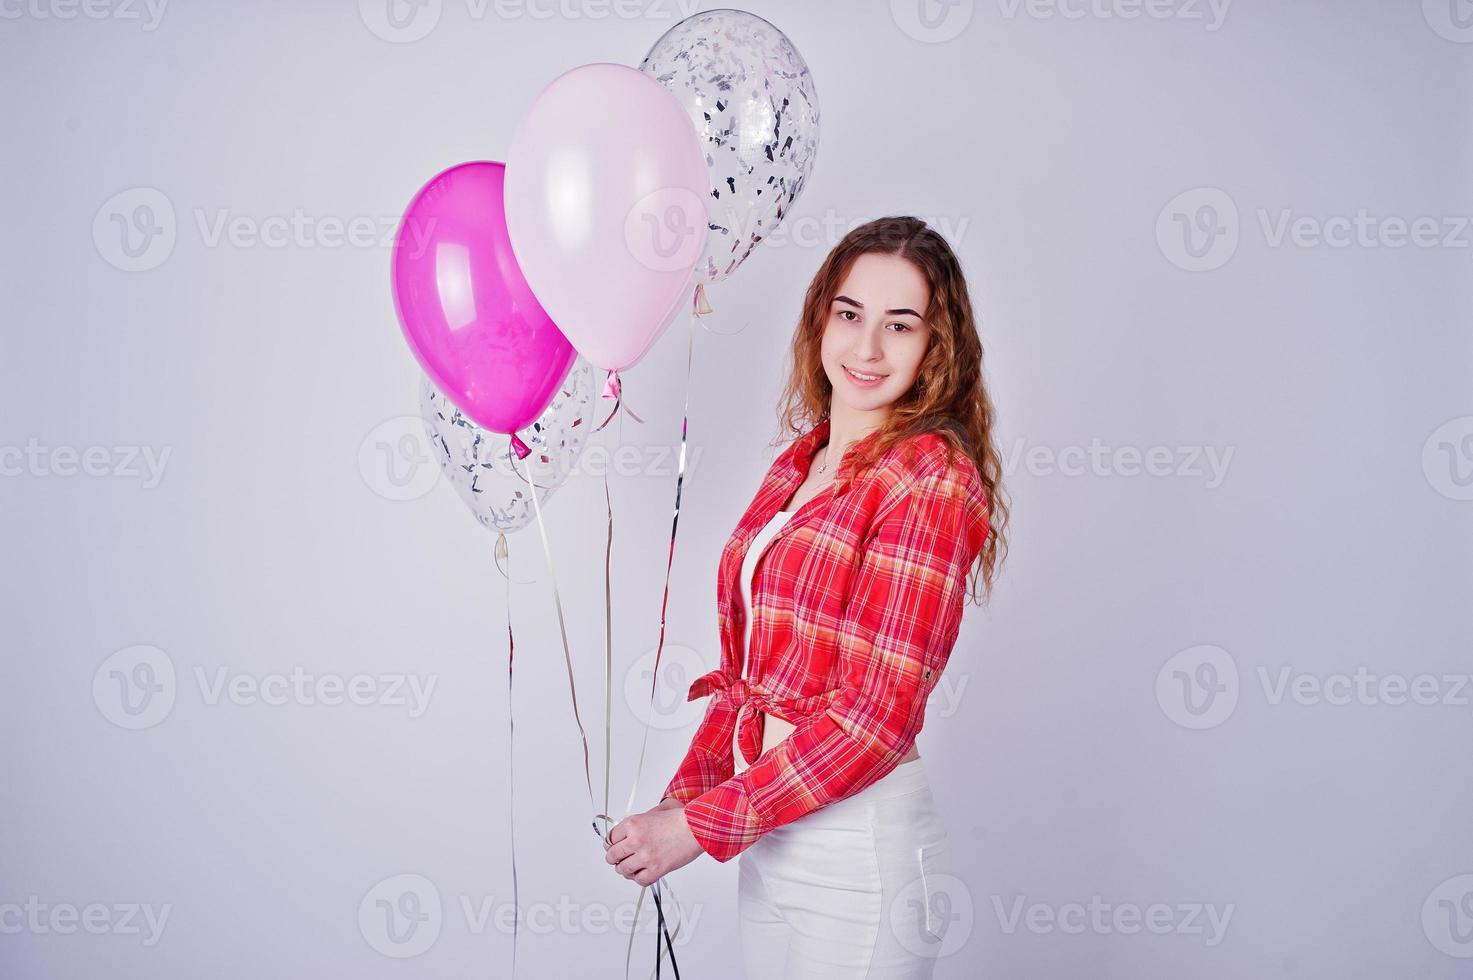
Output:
[{"xmin": 680, "ymin": 467, "xmax": 988, "ymax": 862}]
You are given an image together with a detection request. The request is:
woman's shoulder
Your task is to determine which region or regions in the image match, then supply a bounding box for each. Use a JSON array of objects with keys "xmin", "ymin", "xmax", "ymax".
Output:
[
  {"xmin": 860, "ymin": 430, "xmax": 990, "ymax": 566},
  {"xmin": 870, "ymin": 427, "xmax": 981, "ymax": 493},
  {"xmin": 837, "ymin": 432, "xmax": 979, "ymax": 531}
]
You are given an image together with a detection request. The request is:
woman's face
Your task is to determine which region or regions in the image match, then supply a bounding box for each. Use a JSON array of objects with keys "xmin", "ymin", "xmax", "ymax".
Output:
[{"xmin": 819, "ymin": 252, "xmax": 932, "ymax": 413}]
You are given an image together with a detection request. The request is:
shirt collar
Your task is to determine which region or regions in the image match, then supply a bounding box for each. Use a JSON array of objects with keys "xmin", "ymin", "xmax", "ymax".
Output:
[{"xmin": 784, "ymin": 417, "xmax": 829, "ymax": 476}]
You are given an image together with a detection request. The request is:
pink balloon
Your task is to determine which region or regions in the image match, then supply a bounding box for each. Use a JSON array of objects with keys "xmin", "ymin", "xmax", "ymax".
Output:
[
  {"xmin": 391, "ymin": 161, "xmax": 576, "ymax": 454},
  {"xmin": 504, "ymin": 63, "xmax": 709, "ymax": 375}
]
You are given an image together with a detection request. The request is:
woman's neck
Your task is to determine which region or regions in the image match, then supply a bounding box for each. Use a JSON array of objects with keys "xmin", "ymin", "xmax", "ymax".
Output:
[{"xmin": 822, "ymin": 402, "xmax": 889, "ymax": 467}]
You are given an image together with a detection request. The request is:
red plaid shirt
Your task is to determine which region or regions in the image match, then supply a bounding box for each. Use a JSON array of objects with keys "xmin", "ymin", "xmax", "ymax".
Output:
[{"xmin": 661, "ymin": 417, "xmax": 991, "ymax": 863}]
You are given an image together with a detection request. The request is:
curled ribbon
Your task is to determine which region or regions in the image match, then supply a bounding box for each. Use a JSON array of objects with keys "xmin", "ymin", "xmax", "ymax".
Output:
[
  {"xmin": 595, "ymin": 369, "xmax": 647, "ymax": 432},
  {"xmin": 493, "ymin": 531, "xmax": 523, "ymax": 977},
  {"xmin": 611, "ymin": 281, "xmax": 714, "ymax": 979},
  {"xmin": 481, "ymin": 281, "xmax": 718, "ymax": 978}
]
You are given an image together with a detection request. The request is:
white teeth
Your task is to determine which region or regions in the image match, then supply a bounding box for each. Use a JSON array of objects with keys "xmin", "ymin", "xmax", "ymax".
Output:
[{"xmin": 846, "ymin": 367, "xmax": 885, "ymax": 381}]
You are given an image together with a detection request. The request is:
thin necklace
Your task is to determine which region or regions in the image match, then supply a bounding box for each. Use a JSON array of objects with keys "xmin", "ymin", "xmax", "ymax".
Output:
[
  {"xmin": 816, "ymin": 444, "xmax": 837, "ymax": 475},
  {"xmin": 818, "ymin": 433, "xmax": 868, "ymax": 475}
]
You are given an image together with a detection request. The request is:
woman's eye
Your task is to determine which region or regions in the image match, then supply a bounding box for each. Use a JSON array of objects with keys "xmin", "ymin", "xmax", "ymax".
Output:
[
  {"xmin": 888, "ymin": 322, "xmax": 911, "ymax": 332},
  {"xmin": 837, "ymin": 310, "xmax": 858, "ymax": 322}
]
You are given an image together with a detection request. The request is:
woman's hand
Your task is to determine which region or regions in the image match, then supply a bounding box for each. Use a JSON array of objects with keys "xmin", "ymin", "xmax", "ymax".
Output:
[{"xmin": 604, "ymin": 801, "xmax": 704, "ymax": 886}]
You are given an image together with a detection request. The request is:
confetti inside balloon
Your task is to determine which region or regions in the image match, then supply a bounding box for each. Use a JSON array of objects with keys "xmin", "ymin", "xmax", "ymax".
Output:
[
  {"xmin": 640, "ymin": 8, "xmax": 821, "ymax": 283},
  {"xmin": 419, "ymin": 358, "xmax": 596, "ymax": 534}
]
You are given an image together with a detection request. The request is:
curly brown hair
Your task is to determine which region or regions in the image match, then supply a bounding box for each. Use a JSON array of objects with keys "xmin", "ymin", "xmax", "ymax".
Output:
[{"xmin": 772, "ymin": 215, "xmax": 1010, "ymax": 604}]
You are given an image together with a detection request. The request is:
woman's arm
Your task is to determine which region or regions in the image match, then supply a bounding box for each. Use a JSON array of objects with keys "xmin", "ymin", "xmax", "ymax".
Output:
[{"xmin": 660, "ymin": 683, "xmax": 735, "ymax": 804}]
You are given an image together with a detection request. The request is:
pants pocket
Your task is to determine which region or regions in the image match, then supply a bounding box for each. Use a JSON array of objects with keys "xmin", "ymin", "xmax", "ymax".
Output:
[{"xmin": 915, "ymin": 840, "xmax": 949, "ymax": 944}]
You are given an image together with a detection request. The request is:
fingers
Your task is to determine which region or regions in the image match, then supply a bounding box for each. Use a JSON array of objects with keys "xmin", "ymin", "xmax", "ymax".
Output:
[
  {"xmin": 603, "ymin": 815, "xmax": 665, "ymax": 885},
  {"xmin": 612, "ymin": 860, "xmax": 662, "ymax": 886},
  {"xmin": 605, "ymin": 839, "xmax": 645, "ymax": 878},
  {"xmin": 607, "ymin": 841, "xmax": 659, "ymax": 882}
]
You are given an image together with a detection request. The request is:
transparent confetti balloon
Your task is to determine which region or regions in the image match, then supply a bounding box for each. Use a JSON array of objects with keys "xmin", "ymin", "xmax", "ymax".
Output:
[
  {"xmin": 640, "ymin": 8, "xmax": 820, "ymax": 283},
  {"xmin": 419, "ymin": 358, "xmax": 596, "ymax": 533}
]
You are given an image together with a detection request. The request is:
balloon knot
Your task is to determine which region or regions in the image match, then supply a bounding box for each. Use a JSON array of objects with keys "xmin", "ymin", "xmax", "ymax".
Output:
[{"xmin": 600, "ymin": 369, "xmax": 621, "ymax": 401}]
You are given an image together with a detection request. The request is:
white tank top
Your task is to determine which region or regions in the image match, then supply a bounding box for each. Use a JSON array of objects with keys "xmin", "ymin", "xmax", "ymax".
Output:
[
  {"xmin": 740, "ymin": 510, "xmax": 794, "ymax": 663},
  {"xmin": 735, "ymin": 509, "xmax": 796, "ymax": 772}
]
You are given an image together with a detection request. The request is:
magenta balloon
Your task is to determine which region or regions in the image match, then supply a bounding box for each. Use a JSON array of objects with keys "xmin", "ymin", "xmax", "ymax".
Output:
[
  {"xmin": 504, "ymin": 63, "xmax": 710, "ymax": 373},
  {"xmin": 391, "ymin": 161, "xmax": 576, "ymax": 435}
]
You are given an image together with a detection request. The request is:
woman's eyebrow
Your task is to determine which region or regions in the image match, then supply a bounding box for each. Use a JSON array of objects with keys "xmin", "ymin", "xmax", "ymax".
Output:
[{"xmin": 833, "ymin": 295, "xmax": 922, "ymax": 318}]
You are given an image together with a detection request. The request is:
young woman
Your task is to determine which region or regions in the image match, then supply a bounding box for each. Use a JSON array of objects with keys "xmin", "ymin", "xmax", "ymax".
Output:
[{"xmin": 604, "ymin": 216, "xmax": 1009, "ymax": 978}]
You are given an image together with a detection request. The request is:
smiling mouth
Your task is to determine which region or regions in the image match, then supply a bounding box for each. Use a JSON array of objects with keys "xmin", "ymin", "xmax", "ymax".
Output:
[{"xmin": 843, "ymin": 365, "xmax": 889, "ymax": 382}]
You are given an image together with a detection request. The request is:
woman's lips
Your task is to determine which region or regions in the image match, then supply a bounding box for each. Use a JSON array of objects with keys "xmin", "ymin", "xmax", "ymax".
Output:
[{"xmin": 843, "ymin": 365, "xmax": 888, "ymax": 387}]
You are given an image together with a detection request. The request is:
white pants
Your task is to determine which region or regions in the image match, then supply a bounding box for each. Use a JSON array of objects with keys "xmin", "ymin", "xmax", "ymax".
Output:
[{"xmin": 737, "ymin": 757, "xmax": 951, "ymax": 979}]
